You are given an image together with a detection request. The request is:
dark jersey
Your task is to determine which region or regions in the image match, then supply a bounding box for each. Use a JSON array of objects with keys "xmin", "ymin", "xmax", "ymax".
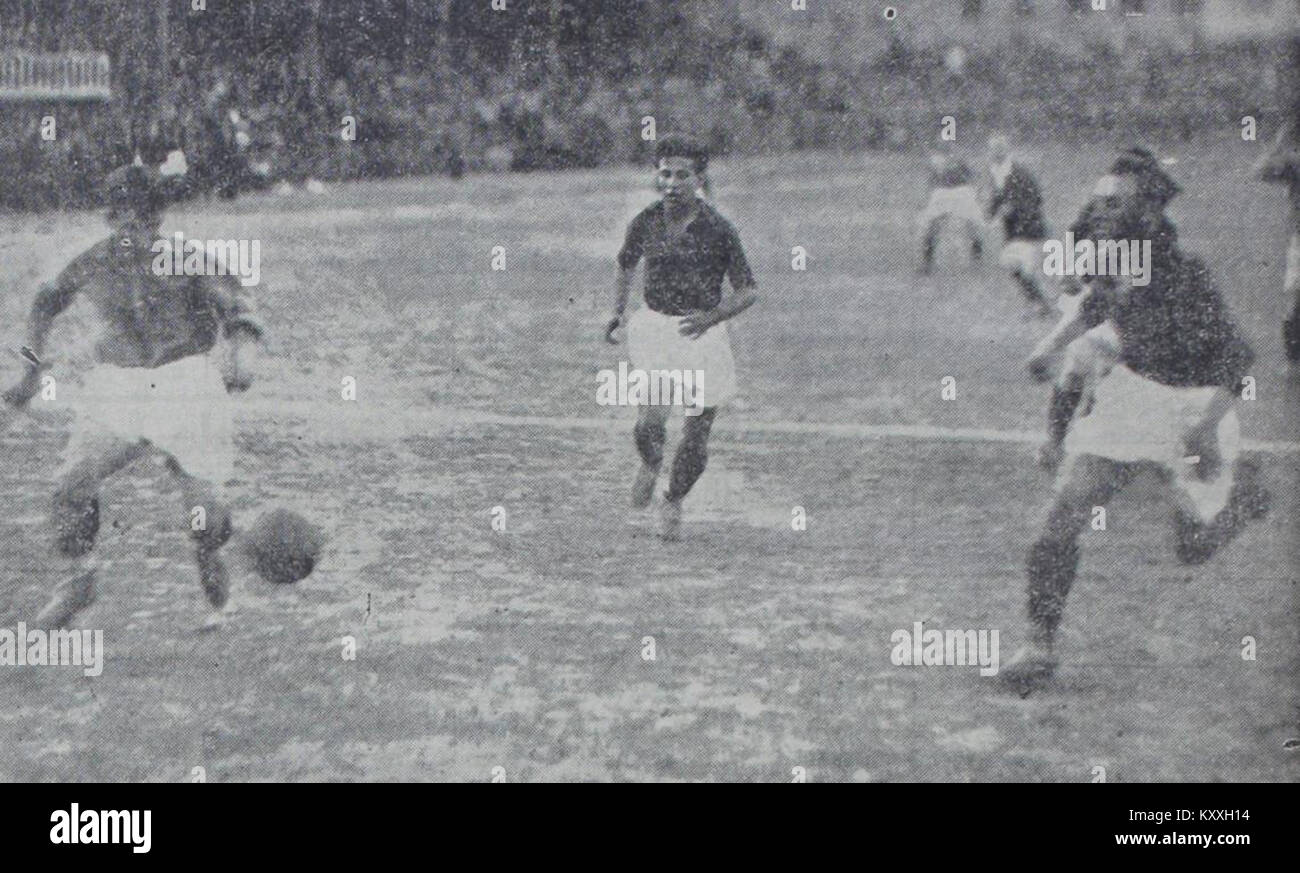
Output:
[
  {"xmin": 1079, "ymin": 214, "xmax": 1253, "ymax": 390},
  {"xmin": 988, "ymin": 162, "xmax": 1047, "ymax": 241},
  {"xmin": 617, "ymin": 200, "xmax": 756, "ymax": 316},
  {"xmin": 30, "ymin": 234, "xmax": 263, "ymax": 370}
]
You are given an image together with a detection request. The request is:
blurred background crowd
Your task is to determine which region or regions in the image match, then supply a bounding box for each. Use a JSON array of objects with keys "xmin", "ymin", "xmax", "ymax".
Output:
[{"xmin": 0, "ymin": 0, "xmax": 1296, "ymax": 210}]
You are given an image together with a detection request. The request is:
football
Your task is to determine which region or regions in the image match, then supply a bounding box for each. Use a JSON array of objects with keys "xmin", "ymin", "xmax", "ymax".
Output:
[{"xmin": 242, "ymin": 508, "xmax": 324, "ymax": 585}]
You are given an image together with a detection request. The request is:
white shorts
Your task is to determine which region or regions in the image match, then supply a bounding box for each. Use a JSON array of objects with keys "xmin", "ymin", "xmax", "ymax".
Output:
[
  {"xmin": 60, "ymin": 354, "xmax": 235, "ymax": 485},
  {"xmin": 999, "ymin": 239, "xmax": 1042, "ymax": 277},
  {"xmin": 1061, "ymin": 364, "xmax": 1240, "ymax": 522},
  {"xmin": 917, "ymin": 185, "xmax": 984, "ymax": 228},
  {"xmin": 1061, "ymin": 321, "xmax": 1120, "ymax": 385},
  {"xmin": 1284, "ymin": 231, "xmax": 1299, "ymax": 294},
  {"xmin": 626, "ymin": 307, "xmax": 737, "ymax": 409}
]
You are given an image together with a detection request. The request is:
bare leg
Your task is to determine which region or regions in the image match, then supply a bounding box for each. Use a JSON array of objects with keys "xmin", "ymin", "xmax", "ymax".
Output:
[
  {"xmin": 964, "ymin": 219, "xmax": 983, "ymax": 263},
  {"xmin": 34, "ymin": 436, "xmax": 149, "ymax": 630},
  {"xmin": 919, "ymin": 216, "xmax": 944, "ymax": 274},
  {"xmin": 170, "ymin": 459, "xmax": 234, "ymax": 611},
  {"xmin": 1003, "ymin": 454, "xmax": 1136, "ymax": 691},
  {"xmin": 660, "ymin": 408, "xmax": 717, "ymax": 541},
  {"xmin": 1013, "ymin": 268, "xmax": 1052, "ymax": 315},
  {"xmin": 631, "ymin": 403, "xmax": 670, "ymax": 509},
  {"xmin": 1171, "ymin": 457, "xmax": 1271, "ymax": 566}
]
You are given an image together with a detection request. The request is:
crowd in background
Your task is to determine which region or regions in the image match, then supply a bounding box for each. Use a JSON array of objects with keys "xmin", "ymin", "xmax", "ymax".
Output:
[{"xmin": 0, "ymin": 0, "xmax": 1290, "ymax": 210}]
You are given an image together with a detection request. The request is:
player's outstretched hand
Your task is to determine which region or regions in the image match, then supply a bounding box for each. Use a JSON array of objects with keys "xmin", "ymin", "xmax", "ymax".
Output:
[
  {"xmin": 2, "ymin": 364, "xmax": 44, "ymax": 410},
  {"xmin": 678, "ymin": 310, "xmax": 718, "ymax": 340},
  {"xmin": 604, "ymin": 315, "xmax": 623, "ymax": 345}
]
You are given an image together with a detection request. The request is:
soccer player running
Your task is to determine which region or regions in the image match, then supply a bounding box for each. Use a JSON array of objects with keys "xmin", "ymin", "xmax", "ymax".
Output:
[
  {"xmin": 1, "ymin": 153, "xmax": 263, "ymax": 630},
  {"xmin": 916, "ymin": 146, "xmax": 983, "ymax": 274},
  {"xmin": 1003, "ymin": 162, "xmax": 1270, "ymax": 691},
  {"xmin": 1032, "ymin": 148, "xmax": 1179, "ymax": 472},
  {"xmin": 986, "ymin": 134, "xmax": 1052, "ymax": 316},
  {"xmin": 1252, "ymin": 119, "xmax": 1300, "ymax": 362},
  {"xmin": 605, "ymin": 135, "xmax": 758, "ymax": 541}
]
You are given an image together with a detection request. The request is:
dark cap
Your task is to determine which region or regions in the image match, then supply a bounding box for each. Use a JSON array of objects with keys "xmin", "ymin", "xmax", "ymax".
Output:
[{"xmin": 654, "ymin": 134, "xmax": 709, "ymax": 171}]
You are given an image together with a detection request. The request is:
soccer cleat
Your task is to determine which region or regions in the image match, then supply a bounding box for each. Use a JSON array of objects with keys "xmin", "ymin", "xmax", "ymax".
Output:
[
  {"xmin": 658, "ymin": 497, "xmax": 682, "ymax": 542},
  {"xmin": 33, "ymin": 570, "xmax": 97, "ymax": 630},
  {"xmin": 1284, "ymin": 314, "xmax": 1300, "ymax": 363},
  {"xmin": 631, "ymin": 463, "xmax": 659, "ymax": 509},
  {"xmin": 999, "ymin": 643, "xmax": 1058, "ymax": 694}
]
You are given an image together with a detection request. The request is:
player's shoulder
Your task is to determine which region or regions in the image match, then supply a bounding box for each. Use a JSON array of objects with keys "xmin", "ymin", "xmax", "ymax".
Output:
[
  {"xmin": 695, "ymin": 200, "xmax": 741, "ymax": 236},
  {"xmin": 630, "ymin": 199, "xmax": 664, "ymax": 223},
  {"xmin": 54, "ymin": 237, "xmax": 115, "ymax": 287}
]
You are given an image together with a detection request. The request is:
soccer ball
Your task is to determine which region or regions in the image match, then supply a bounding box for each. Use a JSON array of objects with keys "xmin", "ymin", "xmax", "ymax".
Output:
[{"xmin": 242, "ymin": 508, "xmax": 324, "ymax": 585}]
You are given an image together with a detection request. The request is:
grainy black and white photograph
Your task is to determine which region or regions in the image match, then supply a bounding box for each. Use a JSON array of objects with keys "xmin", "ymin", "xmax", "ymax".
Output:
[{"xmin": 0, "ymin": 0, "xmax": 1297, "ymax": 800}]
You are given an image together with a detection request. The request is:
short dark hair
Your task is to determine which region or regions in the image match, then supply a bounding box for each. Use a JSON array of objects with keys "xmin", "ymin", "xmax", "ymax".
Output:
[
  {"xmin": 654, "ymin": 134, "xmax": 709, "ymax": 172},
  {"xmin": 1110, "ymin": 146, "xmax": 1179, "ymax": 208},
  {"xmin": 104, "ymin": 159, "xmax": 188, "ymax": 221}
]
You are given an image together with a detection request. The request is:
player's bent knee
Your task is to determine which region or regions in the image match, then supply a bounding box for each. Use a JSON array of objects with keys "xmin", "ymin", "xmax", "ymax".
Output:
[{"xmin": 634, "ymin": 419, "xmax": 666, "ymax": 468}]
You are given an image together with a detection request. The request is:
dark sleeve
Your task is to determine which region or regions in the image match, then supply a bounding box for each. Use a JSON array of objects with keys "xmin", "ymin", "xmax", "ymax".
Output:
[
  {"xmin": 724, "ymin": 224, "xmax": 756, "ymax": 290},
  {"xmin": 616, "ymin": 212, "xmax": 647, "ymax": 270},
  {"xmin": 25, "ymin": 266, "xmax": 81, "ymax": 348},
  {"xmin": 1068, "ymin": 200, "xmax": 1096, "ymax": 238},
  {"xmin": 1077, "ymin": 284, "xmax": 1112, "ymax": 330},
  {"xmin": 1187, "ymin": 263, "xmax": 1254, "ymax": 390}
]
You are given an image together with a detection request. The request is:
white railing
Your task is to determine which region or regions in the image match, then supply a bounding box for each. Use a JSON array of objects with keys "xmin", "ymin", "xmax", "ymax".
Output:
[{"xmin": 0, "ymin": 51, "xmax": 110, "ymax": 101}]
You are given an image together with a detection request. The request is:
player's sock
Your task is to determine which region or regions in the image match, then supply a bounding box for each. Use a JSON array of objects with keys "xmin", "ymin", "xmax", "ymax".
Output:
[
  {"xmin": 1046, "ymin": 377, "xmax": 1085, "ymax": 447},
  {"xmin": 1001, "ymin": 539, "xmax": 1075, "ymax": 692},
  {"xmin": 1173, "ymin": 459, "xmax": 1271, "ymax": 565},
  {"xmin": 634, "ymin": 417, "xmax": 665, "ymax": 469},
  {"xmin": 665, "ymin": 409, "xmax": 716, "ymax": 502},
  {"xmin": 658, "ymin": 497, "xmax": 682, "ymax": 542},
  {"xmin": 1284, "ymin": 307, "xmax": 1300, "ymax": 362},
  {"xmin": 631, "ymin": 464, "xmax": 659, "ymax": 509},
  {"xmin": 192, "ymin": 512, "xmax": 234, "ymax": 609},
  {"xmin": 37, "ymin": 490, "xmax": 103, "ymax": 629},
  {"xmin": 632, "ymin": 417, "xmax": 666, "ymax": 508},
  {"xmin": 1025, "ymin": 538, "xmax": 1078, "ymax": 647},
  {"xmin": 33, "ymin": 567, "xmax": 97, "ymax": 631},
  {"xmin": 1014, "ymin": 271, "xmax": 1051, "ymax": 314},
  {"xmin": 970, "ymin": 234, "xmax": 983, "ymax": 264},
  {"xmin": 920, "ymin": 227, "xmax": 938, "ymax": 274}
]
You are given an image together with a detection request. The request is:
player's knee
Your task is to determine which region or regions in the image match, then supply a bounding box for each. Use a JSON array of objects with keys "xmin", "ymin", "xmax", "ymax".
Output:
[
  {"xmin": 634, "ymin": 418, "xmax": 666, "ymax": 467},
  {"xmin": 52, "ymin": 491, "xmax": 100, "ymax": 557}
]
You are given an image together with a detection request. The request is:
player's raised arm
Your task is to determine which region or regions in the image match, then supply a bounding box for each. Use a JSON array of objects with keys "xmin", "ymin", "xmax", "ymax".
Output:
[{"xmin": 4, "ymin": 273, "xmax": 78, "ymax": 409}]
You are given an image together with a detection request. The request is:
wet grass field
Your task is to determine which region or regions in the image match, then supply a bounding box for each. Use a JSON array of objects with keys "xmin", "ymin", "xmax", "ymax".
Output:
[{"xmin": 2, "ymin": 140, "xmax": 1298, "ymax": 781}]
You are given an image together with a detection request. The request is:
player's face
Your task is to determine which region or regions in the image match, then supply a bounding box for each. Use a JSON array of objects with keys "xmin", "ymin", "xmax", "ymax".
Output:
[
  {"xmin": 656, "ymin": 157, "xmax": 700, "ymax": 206},
  {"xmin": 1088, "ymin": 174, "xmax": 1141, "ymax": 238}
]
